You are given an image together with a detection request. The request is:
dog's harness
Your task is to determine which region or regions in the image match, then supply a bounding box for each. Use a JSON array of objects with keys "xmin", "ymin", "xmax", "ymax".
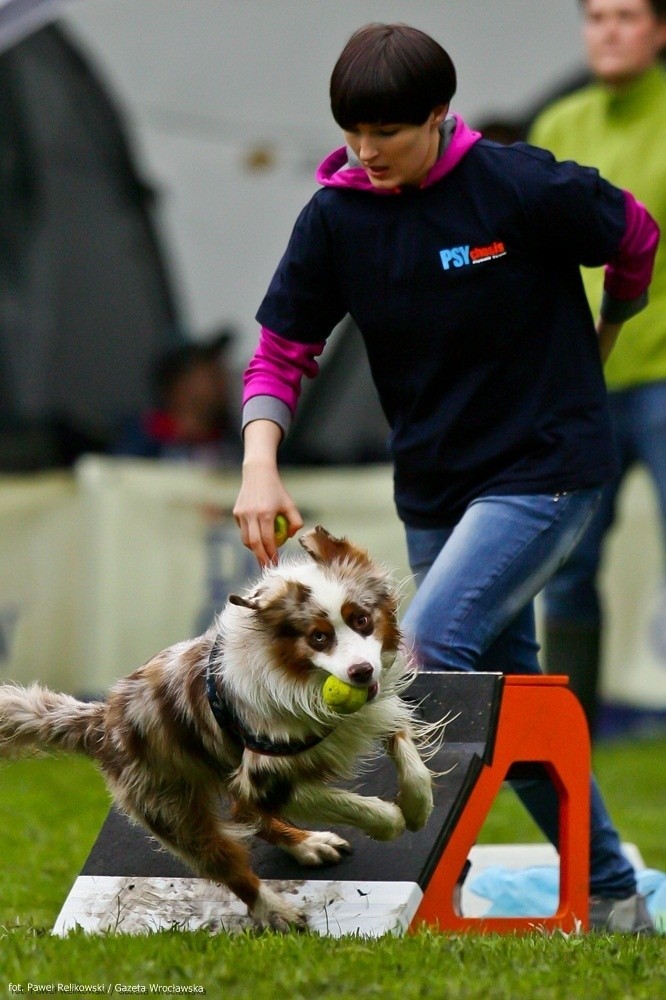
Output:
[{"xmin": 205, "ymin": 633, "xmax": 331, "ymax": 757}]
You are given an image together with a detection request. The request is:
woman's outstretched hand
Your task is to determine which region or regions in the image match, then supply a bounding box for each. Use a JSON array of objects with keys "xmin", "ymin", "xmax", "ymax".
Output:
[{"xmin": 233, "ymin": 419, "xmax": 303, "ymax": 565}]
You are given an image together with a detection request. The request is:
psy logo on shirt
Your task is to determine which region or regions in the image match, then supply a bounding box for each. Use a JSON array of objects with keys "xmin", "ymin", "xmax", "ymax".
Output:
[{"xmin": 440, "ymin": 241, "xmax": 506, "ymax": 270}]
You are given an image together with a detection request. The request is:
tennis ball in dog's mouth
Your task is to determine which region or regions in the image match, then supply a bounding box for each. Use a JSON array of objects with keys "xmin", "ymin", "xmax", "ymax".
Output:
[
  {"xmin": 274, "ymin": 514, "xmax": 289, "ymax": 547},
  {"xmin": 322, "ymin": 676, "xmax": 369, "ymax": 714}
]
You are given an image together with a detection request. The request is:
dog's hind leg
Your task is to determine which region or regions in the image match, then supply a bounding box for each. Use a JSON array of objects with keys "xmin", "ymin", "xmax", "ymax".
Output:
[
  {"xmin": 127, "ymin": 792, "xmax": 308, "ymax": 932},
  {"xmin": 233, "ymin": 803, "xmax": 352, "ymax": 867}
]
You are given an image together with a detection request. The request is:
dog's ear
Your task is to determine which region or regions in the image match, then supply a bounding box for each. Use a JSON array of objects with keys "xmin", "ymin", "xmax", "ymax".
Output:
[
  {"xmin": 228, "ymin": 593, "xmax": 261, "ymax": 611},
  {"xmin": 300, "ymin": 525, "xmax": 382, "ymax": 575},
  {"xmin": 229, "ymin": 580, "xmax": 312, "ymax": 632},
  {"xmin": 299, "ymin": 525, "xmax": 367, "ymax": 566}
]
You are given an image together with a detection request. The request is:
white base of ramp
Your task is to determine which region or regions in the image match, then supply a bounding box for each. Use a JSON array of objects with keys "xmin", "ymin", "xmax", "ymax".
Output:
[{"xmin": 53, "ymin": 877, "xmax": 423, "ymax": 938}]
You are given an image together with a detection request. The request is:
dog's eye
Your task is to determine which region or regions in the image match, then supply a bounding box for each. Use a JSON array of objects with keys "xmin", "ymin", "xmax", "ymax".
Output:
[
  {"xmin": 309, "ymin": 630, "xmax": 331, "ymax": 650},
  {"xmin": 353, "ymin": 612, "xmax": 373, "ymax": 635}
]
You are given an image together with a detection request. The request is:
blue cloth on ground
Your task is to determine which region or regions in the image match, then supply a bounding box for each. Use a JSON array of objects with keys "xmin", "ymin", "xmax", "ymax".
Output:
[{"xmin": 469, "ymin": 865, "xmax": 666, "ymax": 931}]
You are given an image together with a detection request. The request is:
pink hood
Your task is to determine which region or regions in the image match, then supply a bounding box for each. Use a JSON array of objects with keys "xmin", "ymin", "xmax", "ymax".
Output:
[{"xmin": 315, "ymin": 114, "xmax": 482, "ymax": 193}]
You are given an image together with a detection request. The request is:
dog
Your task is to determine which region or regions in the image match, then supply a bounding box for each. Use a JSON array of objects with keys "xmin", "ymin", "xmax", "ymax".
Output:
[{"xmin": 0, "ymin": 526, "xmax": 441, "ymax": 932}]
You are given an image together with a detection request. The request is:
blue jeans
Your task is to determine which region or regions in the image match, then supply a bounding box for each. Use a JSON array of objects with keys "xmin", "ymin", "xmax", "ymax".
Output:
[
  {"xmin": 402, "ymin": 490, "xmax": 636, "ymax": 898},
  {"xmin": 544, "ymin": 381, "xmax": 666, "ymax": 624}
]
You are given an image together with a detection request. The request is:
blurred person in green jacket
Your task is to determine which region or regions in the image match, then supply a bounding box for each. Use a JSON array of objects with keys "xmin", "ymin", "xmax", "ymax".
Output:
[{"xmin": 530, "ymin": 0, "xmax": 666, "ymax": 735}]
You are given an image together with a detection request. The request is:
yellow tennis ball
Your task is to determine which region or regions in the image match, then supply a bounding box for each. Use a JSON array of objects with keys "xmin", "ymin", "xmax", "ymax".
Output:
[
  {"xmin": 274, "ymin": 514, "xmax": 289, "ymax": 547},
  {"xmin": 322, "ymin": 675, "xmax": 368, "ymax": 714}
]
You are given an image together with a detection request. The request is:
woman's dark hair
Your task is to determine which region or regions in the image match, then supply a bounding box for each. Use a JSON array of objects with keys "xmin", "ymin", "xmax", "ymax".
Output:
[{"xmin": 330, "ymin": 23, "xmax": 457, "ymax": 129}]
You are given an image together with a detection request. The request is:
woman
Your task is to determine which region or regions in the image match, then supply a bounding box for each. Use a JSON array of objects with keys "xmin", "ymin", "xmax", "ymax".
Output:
[{"xmin": 233, "ymin": 23, "xmax": 659, "ymax": 932}]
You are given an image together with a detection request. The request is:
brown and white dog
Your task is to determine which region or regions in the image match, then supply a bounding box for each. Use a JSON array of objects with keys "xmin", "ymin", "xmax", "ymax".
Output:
[{"xmin": 0, "ymin": 526, "xmax": 440, "ymax": 931}]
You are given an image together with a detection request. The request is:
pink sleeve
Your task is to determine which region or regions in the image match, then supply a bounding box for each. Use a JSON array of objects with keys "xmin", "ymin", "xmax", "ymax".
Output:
[
  {"xmin": 242, "ymin": 326, "xmax": 326, "ymax": 414},
  {"xmin": 604, "ymin": 190, "xmax": 660, "ymax": 301}
]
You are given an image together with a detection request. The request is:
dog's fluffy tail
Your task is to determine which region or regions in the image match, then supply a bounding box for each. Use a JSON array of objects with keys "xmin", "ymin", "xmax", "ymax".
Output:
[{"xmin": 0, "ymin": 683, "xmax": 105, "ymax": 758}]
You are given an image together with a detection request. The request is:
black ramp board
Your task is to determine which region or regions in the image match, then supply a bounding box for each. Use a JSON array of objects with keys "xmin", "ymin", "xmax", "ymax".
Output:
[{"xmin": 80, "ymin": 672, "xmax": 503, "ymax": 890}]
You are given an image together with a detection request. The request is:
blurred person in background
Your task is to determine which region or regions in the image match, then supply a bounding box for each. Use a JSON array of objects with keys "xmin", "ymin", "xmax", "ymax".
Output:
[
  {"xmin": 113, "ymin": 329, "xmax": 241, "ymax": 468},
  {"xmin": 530, "ymin": 0, "xmax": 666, "ymax": 736}
]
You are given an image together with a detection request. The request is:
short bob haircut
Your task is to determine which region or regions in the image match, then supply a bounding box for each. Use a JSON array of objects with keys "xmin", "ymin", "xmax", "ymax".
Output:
[{"xmin": 330, "ymin": 23, "xmax": 457, "ymax": 130}]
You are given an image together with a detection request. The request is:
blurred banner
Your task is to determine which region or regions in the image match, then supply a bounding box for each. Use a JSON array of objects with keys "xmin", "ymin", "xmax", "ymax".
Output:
[
  {"xmin": 0, "ymin": 471, "xmax": 81, "ymax": 689},
  {"xmin": 0, "ymin": 458, "xmax": 664, "ymax": 715},
  {"xmin": 597, "ymin": 468, "xmax": 666, "ymax": 707}
]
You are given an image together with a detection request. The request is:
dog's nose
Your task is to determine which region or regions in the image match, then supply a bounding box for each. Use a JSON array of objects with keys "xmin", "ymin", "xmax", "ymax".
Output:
[{"xmin": 347, "ymin": 662, "xmax": 374, "ymax": 685}]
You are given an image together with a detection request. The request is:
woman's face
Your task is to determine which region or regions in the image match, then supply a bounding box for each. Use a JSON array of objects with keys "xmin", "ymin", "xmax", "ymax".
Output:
[
  {"xmin": 583, "ymin": 0, "xmax": 666, "ymax": 86},
  {"xmin": 343, "ymin": 106, "xmax": 447, "ymax": 189}
]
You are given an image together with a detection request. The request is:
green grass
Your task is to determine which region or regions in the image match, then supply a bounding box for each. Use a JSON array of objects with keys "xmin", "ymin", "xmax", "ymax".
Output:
[
  {"xmin": 1, "ymin": 929, "xmax": 665, "ymax": 1000},
  {"xmin": 0, "ymin": 740, "xmax": 664, "ymax": 999}
]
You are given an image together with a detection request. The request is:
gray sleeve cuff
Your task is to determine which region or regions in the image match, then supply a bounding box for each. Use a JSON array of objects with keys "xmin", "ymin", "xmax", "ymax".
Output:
[
  {"xmin": 600, "ymin": 290, "xmax": 649, "ymax": 324},
  {"xmin": 241, "ymin": 395, "xmax": 293, "ymax": 439}
]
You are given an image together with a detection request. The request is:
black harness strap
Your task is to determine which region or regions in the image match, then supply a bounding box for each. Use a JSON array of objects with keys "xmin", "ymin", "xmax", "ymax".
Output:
[{"xmin": 205, "ymin": 633, "xmax": 331, "ymax": 757}]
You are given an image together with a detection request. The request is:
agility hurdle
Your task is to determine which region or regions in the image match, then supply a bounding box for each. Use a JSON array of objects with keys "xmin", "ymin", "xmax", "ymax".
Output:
[{"xmin": 54, "ymin": 671, "xmax": 590, "ymax": 936}]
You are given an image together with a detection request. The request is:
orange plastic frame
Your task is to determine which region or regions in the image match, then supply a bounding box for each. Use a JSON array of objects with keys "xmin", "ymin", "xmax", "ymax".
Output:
[{"xmin": 413, "ymin": 675, "xmax": 590, "ymax": 933}]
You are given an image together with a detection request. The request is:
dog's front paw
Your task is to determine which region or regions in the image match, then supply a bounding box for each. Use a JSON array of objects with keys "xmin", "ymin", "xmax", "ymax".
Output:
[
  {"xmin": 363, "ymin": 798, "xmax": 407, "ymax": 841},
  {"xmin": 397, "ymin": 786, "xmax": 434, "ymax": 831},
  {"xmin": 249, "ymin": 884, "xmax": 308, "ymax": 933},
  {"xmin": 397, "ymin": 772, "xmax": 434, "ymax": 831},
  {"xmin": 287, "ymin": 831, "xmax": 352, "ymax": 867}
]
